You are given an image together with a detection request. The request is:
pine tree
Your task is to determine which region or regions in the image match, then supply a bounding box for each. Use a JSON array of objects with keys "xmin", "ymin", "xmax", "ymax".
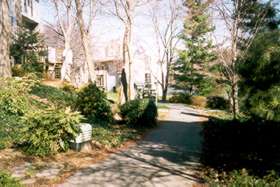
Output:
[
  {"xmin": 10, "ymin": 26, "xmax": 45, "ymax": 76},
  {"xmin": 173, "ymin": 0, "xmax": 215, "ymax": 96},
  {"xmin": 238, "ymin": 1, "xmax": 280, "ymax": 121},
  {"xmin": 238, "ymin": 31, "xmax": 280, "ymax": 121},
  {"xmin": 238, "ymin": 0, "xmax": 280, "ymax": 49}
]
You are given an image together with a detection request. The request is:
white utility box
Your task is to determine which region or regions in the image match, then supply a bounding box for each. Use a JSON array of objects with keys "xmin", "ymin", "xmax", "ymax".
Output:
[{"xmin": 70, "ymin": 123, "xmax": 92, "ymax": 151}]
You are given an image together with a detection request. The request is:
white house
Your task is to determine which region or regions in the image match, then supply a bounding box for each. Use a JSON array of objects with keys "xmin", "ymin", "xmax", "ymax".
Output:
[
  {"xmin": 21, "ymin": 0, "xmax": 40, "ymax": 29},
  {"xmin": 8, "ymin": 0, "xmax": 40, "ymax": 31},
  {"xmin": 93, "ymin": 40, "xmax": 162, "ymax": 97}
]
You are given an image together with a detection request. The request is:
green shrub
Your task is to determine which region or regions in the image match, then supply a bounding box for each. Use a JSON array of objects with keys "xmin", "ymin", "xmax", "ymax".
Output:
[
  {"xmin": 0, "ymin": 113, "xmax": 20, "ymax": 150},
  {"xmin": 61, "ymin": 82, "xmax": 77, "ymax": 93},
  {"xmin": 0, "ymin": 171, "xmax": 21, "ymax": 187},
  {"xmin": 12, "ymin": 64, "xmax": 25, "ymax": 77},
  {"xmin": 120, "ymin": 99, "xmax": 158, "ymax": 127},
  {"xmin": 0, "ymin": 77, "xmax": 37, "ymax": 149},
  {"xmin": 207, "ymin": 96, "xmax": 229, "ymax": 110},
  {"xmin": 169, "ymin": 93, "xmax": 191, "ymax": 104},
  {"xmin": 76, "ymin": 84, "xmax": 112, "ymax": 125},
  {"xmin": 0, "ymin": 77, "xmax": 36, "ymax": 116},
  {"xmin": 0, "ymin": 78, "xmax": 81, "ymax": 154},
  {"xmin": 17, "ymin": 108, "xmax": 82, "ymax": 156},
  {"xmin": 190, "ymin": 96, "xmax": 207, "ymax": 108}
]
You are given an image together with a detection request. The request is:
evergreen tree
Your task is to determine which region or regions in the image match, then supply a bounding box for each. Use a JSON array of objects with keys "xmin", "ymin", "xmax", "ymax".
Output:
[
  {"xmin": 173, "ymin": 0, "xmax": 215, "ymax": 96},
  {"xmin": 238, "ymin": 0, "xmax": 280, "ymax": 49},
  {"xmin": 239, "ymin": 0, "xmax": 279, "ymax": 34},
  {"xmin": 238, "ymin": 30, "xmax": 280, "ymax": 121},
  {"xmin": 10, "ymin": 26, "xmax": 45, "ymax": 76},
  {"xmin": 237, "ymin": 0, "xmax": 280, "ymax": 121}
]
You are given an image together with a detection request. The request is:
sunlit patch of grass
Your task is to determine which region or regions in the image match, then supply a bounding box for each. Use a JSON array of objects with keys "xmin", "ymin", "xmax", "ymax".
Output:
[
  {"xmin": 107, "ymin": 92, "xmax": 118, "ymax": 104},
  {"xmin": 157, "ymin": 103, "xmax": 169, "ymax": 109},
  {"xmin": 92, "ymin": 124, "xmax": 140, "ymax": 149}
]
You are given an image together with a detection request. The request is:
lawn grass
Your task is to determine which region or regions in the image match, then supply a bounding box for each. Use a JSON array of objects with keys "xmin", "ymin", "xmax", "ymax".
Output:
[
  {"xmin": 31, "ymin": 84, "xmax": 77, "ymax": 108},
  {"xmin": 157, "ymin": 103, "xmax": 169, "ymax": 109},
  {"xmin": 106, "ymin": 91, "xmax": 118, "ymax": 103}
]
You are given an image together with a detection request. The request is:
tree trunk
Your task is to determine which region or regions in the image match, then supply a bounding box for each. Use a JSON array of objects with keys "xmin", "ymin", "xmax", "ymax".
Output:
[
  {"xmin": 0, "ymin": 0, "xmax": 12, "ymax": 78},
  {"xmin": 61, "ymin": 40, "xmax": 73, "ymax": 82},
  {"xmin": 122, "ymin": 25, "xmax": 129, "ymax": 101},
  {"xmin": 122, "ymin": 20, "xmax": 133, "ymax": 101},
  {"xmin": 162, "ymin": 88, "xmax": 168, "ymax": 101},
  {"xmin": 230, "ymin": 1, "xmax": 241, "ymax": 119},
  {"xmin": 231, "ymin": 80, "xmax": 239, "ymax": 119},
  {"xmin": 15, "ymin": 0, "xmax": 22, "ymax": 26},
  {"xmin": 162, "ymin": 51, "xmax": 171, "ymax": 102},
  {"xmin": 75, "ymin": 0, "xmax": 95, "ymax": 82},
  {"xmin": 162, "ymin": 69, "xmax": 169, "ymax": 102}
]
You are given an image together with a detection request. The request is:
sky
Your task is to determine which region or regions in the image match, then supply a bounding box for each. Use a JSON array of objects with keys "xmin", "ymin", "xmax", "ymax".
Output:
[
  {"xmin": 38, "ymin": 0, "xmax": 280, "ymax": 62},
  {"xmin": 38, "ymin": 0, "xmax": 185, "ymax": 62}
]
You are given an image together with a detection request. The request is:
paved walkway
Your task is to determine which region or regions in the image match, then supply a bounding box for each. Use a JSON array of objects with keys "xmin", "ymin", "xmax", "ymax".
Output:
[{"xmin": 61, "ymin": 104, "xmax": 208, "ymax": 187}]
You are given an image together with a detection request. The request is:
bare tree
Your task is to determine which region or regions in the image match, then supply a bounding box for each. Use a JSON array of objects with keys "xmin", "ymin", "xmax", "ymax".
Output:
[
  {"xmin": 109, "ymin": 0, "xmax": 140, "ymax": 101},
  {"xmin": 52, "ymin": 0, "xmax": 75, "ymax": 82},
  {"xmin": 74, "ymin": 0, "xmax": 97, "ymax": 82},
  {"xmin": 213, "ymin": 0, "xmax": 272, "ymax": 118},
  {"xmin": 0, "ymin": 0, "xmax": 21, "ymax": 77},
  {"xmin": 149, "ymin": 0, "xmax": 183, "ymax": 101}
]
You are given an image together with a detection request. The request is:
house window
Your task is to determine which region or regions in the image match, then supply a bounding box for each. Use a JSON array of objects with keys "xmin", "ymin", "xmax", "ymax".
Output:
[
  {"xmin": 96, "ymin": 75, "xmax": 104, "ymax": 88},
  {"xmin": 55, "ymin": 65, "xmax": 61, "ymax": 79},
  {"xmin": 145, "ymin": 73, "xmax": 151, "ymax": 84}
]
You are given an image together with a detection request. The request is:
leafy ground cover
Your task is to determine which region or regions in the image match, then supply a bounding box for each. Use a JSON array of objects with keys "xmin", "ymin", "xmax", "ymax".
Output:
[
  {"xmin": 0, "ymin": 171, "xmax": 22, "ymax": 187},
  {"xmin": 31, "ymin": 83, "xmax": 77, "ymax": 108}
]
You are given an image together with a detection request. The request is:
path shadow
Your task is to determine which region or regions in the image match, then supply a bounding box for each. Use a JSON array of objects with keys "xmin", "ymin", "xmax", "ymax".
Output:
[
  {"xmin": 62, "ymin": 119, "xmax": 207, "ymax": 186},
  {"xmin": 181, "ymin": 112, "xmax": 209, "ymax": 119}
]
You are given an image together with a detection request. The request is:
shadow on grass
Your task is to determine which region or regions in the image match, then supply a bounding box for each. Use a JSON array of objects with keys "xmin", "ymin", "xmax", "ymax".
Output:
[{"xmin": 200, "ymin": 117, "xmax": 280, "ymax": 176}]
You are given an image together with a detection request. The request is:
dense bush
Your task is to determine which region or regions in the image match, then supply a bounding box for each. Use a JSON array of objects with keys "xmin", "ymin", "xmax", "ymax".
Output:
[
  {"xmin": 238, "ymin": 31, "xmax": 280, "ymax": 121},
  {"xmin": 190, "ymin": 96, "xmax": 207, "ymax": 108},
  {"xmin": 0, "ymin": 77, "xmax": 37, "ymax": 149},
  {"xmin": 169, "ymin": 93, "xmax": 191, "ymax": 104},
  {"xmin": 62, "ymin": 82, "xmax": 77, "ymax": 93},
  {"xmin": 76, "ymin": 84, "xmax": 112, "ymax": 124},
  {"xmin": 120, "ymin": 99, "xmax": 157, "ymax": 127},
  {"xmin": 201, "ymin": 118, "xmax": 280, "ymax": 175},
  {"xmin": 0, "ymin": 171, "xmax": 21, "ymax": 187},
  {"xmin": 207, "ymin": 96, "xmax": 229, "ymax": 110},
  {"xmin": 18, "ymin": 108, "xmax": 82, "ymax": 156},
  {"xmin": 0, "ymin": 78, "xmax": 36, "ymax": 115},
  {"xmin": 0, "ymin": 78, "xmax": 85, "ymax": 156},
  {"xmin": 12, "ymin": 64, "xmax": 26, "ymax": 77}
]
